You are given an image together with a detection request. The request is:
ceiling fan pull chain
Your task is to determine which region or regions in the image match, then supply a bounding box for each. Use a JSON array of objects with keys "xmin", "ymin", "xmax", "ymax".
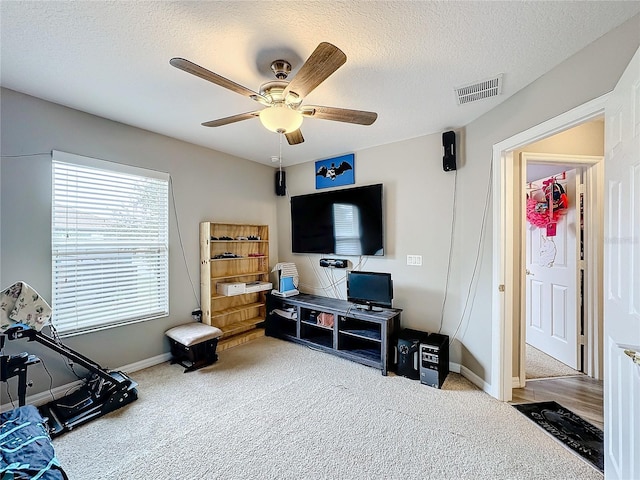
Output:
[{"xmin": 279, "ymin": 131, "xmax": 283, "ymax": 173}]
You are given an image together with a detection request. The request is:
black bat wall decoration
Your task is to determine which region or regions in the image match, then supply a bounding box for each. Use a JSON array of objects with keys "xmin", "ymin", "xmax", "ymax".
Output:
[{"xmin": 316, "ymin": 161, "xmax": 353, "ymax": 180}]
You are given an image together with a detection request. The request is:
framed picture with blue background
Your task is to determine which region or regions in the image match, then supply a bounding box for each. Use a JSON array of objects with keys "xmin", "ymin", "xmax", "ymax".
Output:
[{"xmin": 315, "ymin": 153, "xmax": 355, "ymax": 189}]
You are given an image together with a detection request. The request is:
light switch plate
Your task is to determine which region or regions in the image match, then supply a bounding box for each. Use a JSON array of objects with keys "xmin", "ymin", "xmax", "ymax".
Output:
[{"xmin": 407, "ymin": 255, "xmax": 422, "ymax": 266}]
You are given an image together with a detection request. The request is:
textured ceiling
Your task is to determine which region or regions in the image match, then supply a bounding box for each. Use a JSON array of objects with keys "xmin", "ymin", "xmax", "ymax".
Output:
[{"xmin": 1, "ymin": 1, "xmax": 639, "ymax": 167}]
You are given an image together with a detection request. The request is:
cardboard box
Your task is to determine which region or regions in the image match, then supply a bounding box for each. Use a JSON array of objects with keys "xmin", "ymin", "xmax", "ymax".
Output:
[
  {"xmin": 216, "ymin": 282, "xmax": 246, "ymax": 296},
  {"xmin": 245, "ymin": 281, "xmax": 273, "ymax": 293}
]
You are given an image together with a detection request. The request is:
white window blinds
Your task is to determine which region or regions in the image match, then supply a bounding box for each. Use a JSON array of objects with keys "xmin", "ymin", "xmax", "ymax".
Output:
[{"xmin": 52, "ymin": 151, "xmax": 169, "ymax": 334}]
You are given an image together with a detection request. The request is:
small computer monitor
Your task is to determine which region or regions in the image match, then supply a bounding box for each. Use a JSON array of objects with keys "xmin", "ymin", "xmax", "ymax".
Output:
[{"xmin": 347, "ymin": 271, "xmax": 393, "ymax": 310}]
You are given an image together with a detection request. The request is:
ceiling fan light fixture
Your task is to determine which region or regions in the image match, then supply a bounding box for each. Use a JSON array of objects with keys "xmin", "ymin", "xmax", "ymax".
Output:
[
  {"xmin": 259, "ymin": 105, "xmax": 303, "ymax": 134},
  {"xmin": 172, "ymin": 42, "xmax": 376, "ymax": 144}
]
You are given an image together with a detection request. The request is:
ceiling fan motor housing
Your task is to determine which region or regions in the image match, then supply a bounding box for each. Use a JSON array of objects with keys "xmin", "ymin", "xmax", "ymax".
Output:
[{"xmin": 270, "ymin": 60, "xmax": 291, "ymax": 80}]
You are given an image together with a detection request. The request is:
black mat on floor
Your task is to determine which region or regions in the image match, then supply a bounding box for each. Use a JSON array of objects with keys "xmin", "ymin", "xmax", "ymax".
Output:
[{"xmin": 513, "ymin": 401, "xmax": 603, "ymax": 472}]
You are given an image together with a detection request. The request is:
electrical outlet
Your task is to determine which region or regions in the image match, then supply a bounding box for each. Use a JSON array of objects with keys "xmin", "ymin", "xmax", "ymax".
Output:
[{"xmin": 407, "ymin": 255, "xmax": 422, "ymax": 266}]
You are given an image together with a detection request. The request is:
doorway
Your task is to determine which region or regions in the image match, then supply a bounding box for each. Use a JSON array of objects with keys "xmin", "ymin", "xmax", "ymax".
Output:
[
  {"xmin": 524, "ymin": 162, "xmax": 583, "ymax": 379},
  {"xmin": 517, "ymin": 151, "xmax": 604, "ymax": 388},
  {"xmin": 492, "ymin": 100, "xmax": 606, "ymax": 434},
  {"xmin": 490, "ymin": 94, "xmax": 608, "ymax": 403}
]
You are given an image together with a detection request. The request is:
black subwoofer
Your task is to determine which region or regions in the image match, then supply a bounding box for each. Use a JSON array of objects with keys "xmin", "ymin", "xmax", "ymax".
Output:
[{"xmin": 396, "ymin": 328, "xmax": 429, "ymax": 380}]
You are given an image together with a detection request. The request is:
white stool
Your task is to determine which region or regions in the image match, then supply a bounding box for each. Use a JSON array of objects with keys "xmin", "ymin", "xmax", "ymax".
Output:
[{"xmin": 165, "ymin": 323, "xmax": 223, "ymax": 373}]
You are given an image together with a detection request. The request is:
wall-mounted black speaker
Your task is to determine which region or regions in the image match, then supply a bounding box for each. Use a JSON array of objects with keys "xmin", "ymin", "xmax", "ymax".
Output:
[
  {"xmin": 442, "ymin": 130, "xmax": 456, "ymax": 172},
  {"xmin": 275, "ymin": 170, "xmax": 286, "ymax": 196}
]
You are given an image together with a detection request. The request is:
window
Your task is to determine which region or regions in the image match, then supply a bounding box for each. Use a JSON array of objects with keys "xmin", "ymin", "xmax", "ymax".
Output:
[{"xmin": 52, "ymin": 151, "xmax": 169, "ymax": 335}]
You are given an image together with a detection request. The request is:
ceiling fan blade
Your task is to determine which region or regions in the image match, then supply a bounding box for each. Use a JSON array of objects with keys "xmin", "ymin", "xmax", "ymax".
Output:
[
  {"xmin": 170, "ymin": 57, "xmax": 268, "ymax": 103},
  {"xmin": 201, "ymin": 111, "xmax": 261, "ymax": 127},
  {"xmin": 283, "ymin": 42, "xmax": 347, "ymax": 99},
  {"xmin": 301, "ymin": 106, "xmax": 377, "ymax": 125},
  {"xmin": 285, "ymin": 129, "xmax": 304, "ymax": 145}
]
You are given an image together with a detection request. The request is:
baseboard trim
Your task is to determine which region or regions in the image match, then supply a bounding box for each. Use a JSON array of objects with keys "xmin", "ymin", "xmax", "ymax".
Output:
[
  {"xmin": 119, "ymin": 352, "xmax": 172, "ymax": 374},
  {"xmin": 3, "ymin": 353, "xmax": 491, "ymax": 411},
  {"xmin": 1, "ymin": 352, "xmax": 172, "ymax": 412},
  {"xmin": 459, "ymin": 364, "xmax": 489, "ymax": 391},
  {"xmin": 1, "ymin": 379, "xmax": 86, "ymax": 410}
]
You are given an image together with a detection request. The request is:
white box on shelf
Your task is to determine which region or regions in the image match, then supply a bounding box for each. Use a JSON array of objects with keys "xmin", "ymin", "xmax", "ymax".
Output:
[
  {"xmin": 216, "ymin": 282, "xmax": 246, "ymax": 296},
  {"xmin": 245, "ymin": 281, "xmax": 273, "ymax": 293}
]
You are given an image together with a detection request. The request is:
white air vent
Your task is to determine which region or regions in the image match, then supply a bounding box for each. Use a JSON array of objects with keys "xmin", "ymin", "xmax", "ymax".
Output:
[{"xmin": 455, "ymin": 74, "xmax": 503, "ymax": 105}]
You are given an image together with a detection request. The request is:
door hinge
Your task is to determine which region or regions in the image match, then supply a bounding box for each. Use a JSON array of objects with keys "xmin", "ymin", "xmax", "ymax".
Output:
[
  {"xmin": 579, "ymin": 334, "xmax": 585, "ymax": 345},
  {"xmin": 498, "ymin": 284, "xmax": 505, "ymax": 292},
  {"xmin": 578, "ymin": 183, "xmax": 586, "ymax": 194}
]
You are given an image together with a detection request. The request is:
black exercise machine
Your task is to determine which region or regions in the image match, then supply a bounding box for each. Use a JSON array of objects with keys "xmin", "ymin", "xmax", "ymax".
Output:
[
  {"xmin": 1, "ymin": 324, "xmax": 138, "ymax": 438},
  {"xmin": 0, "ymin": 334, "xmax": 41, "ymax": 406}
]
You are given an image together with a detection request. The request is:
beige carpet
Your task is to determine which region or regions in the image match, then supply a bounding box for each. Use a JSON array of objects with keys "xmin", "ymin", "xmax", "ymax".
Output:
[
  {"xmin": 53, "ymin": 337, "xmax": 601, "ymax": 479},
  {"xmin": 526, "ymin": 343, "xmax": 582, "ymax": 379}
]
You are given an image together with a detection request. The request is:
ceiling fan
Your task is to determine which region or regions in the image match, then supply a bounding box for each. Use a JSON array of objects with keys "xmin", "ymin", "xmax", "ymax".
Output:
[{"xmin": 169, "ymin": 42, "xmax": 377, "ymax": 145}]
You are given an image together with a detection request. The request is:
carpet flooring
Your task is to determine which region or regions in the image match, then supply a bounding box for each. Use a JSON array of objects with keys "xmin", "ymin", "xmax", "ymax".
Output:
[
  {"xmin": 526, "ymin": 343, "xmax": 581, "ymax": 379},
  {"xmin": 53, "ymin": 337, "xmax": 603, "ymax": 479}
]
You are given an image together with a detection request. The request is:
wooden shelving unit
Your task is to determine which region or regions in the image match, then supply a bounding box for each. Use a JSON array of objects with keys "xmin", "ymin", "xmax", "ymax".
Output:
[{"xmin": 200, "ymin": 222, "xmax": 270, "ymax": 351}]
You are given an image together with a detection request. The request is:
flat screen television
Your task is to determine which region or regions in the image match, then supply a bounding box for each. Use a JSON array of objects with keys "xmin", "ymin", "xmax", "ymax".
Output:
[
  {"xmin": 347, "ymin": 270, "xmax": 393, "ymax": 310},
  {"xmin": 291, "ymin": 183, "xmax": 384, "ymax": 256}
]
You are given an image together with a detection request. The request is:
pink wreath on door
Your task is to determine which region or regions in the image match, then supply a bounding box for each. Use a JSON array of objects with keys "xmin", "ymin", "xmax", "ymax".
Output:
[{"xmin": 526, "ymin": 178, "xmax": 569, "ymax": 229}]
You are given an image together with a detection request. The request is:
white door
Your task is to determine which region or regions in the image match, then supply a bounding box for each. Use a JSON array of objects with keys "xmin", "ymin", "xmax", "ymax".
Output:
[
  {"xmin": 525, "ymin": 169, "xmax": 579, "ymax": 369},
  {"xmin": 604, "ymin": 46, "xmax": 640, "ymax": 479}
]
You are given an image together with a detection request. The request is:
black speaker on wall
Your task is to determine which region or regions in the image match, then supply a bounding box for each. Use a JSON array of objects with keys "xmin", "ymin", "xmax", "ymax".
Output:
[
  {"xmin": 442, "ymin": 130, "xmax": 456, "ymax": 172},
  {"xmin": 275, "ymin": 170, "xmax": 286, "ymax": 196}
]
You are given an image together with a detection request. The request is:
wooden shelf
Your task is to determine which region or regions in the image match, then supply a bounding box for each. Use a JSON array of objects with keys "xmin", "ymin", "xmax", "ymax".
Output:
[
  {"xmin": 210, "ymin": 302, "xmax": 265, "ymax": 321},
  {"xmin": 339, "ymin": 348, "xmax": 381, "ymax": 364},
  {"xmin": 339, "ymin": 329, "xmax": 382, "ymax": 342},
  {"xmin": 211, "ymin": 240, "xmax": 269, "ymax": 244},
  {"xmin": 300, "ymin": 319, "xmax": 333, "ymax": 331},
  {"xmin": 219, "ymin": 317, "xmax": 265, "ymax": 337},
  {"xmin": 201, "ymin": 222, "xmax": 269, "ymax": 351},
  {"xmin": 301, "ymin": 333, "xmax": 333, "ymax": 349},
  {"xmin": 217, "ymin": 328, "xmax": 265, "ymax": 352},
  {"xmin": 209, "ymin": 256, "xmax": 264, "ymax": 262},
  {"xmin": 210, "ymin": 292, "xmax": 264, "ymax": 301},
  {"xmin": 209, "ymin": 271, "xmax": 269, "ymax": 283}
]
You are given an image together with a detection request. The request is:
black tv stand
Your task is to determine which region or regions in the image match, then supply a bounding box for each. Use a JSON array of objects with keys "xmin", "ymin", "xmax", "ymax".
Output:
[
  {"xmin": 266, "ymin": 293, "xmax": 401, "ymax": 375},
  {"xmin": 354, "ymin": 304, "xmax": 384, "ymax": 312}
]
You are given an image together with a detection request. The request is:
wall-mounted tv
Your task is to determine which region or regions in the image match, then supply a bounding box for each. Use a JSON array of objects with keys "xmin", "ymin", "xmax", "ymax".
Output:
[
  {"xmin": 291, "ymin": 183, "xmax": 384, "ymax": 256},
  {"xmin": 347, "ymin": 270, "xmax": 393, "ymax": 310}
]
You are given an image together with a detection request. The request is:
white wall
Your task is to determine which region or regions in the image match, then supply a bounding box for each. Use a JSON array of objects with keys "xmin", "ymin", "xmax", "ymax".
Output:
[
  {"xmin": 278, "ymin": 133, "xmax": 461, "ymax": 341},
  {"xmin": 523, "ymin": 119, "xmax": 604, "ymax": 181},
  {"xmin": 277, "ymin": 13, "xmax": 640, "ymax": 389},
  {"xmin": 0, "ymin": 88, "xmax": 278, "ymax": 398},
  {"xmin": 444, "ymin": 13, "xmax": 639, "ymax": 385}
]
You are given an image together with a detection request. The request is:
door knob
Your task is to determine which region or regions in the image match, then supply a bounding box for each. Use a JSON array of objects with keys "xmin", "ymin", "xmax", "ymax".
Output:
[
  {"xmin": 526, "ymin": 269, "xmax": 534, "ymax": 276},
  {"xmin": 624, "ymin": 349, "xmax": 640, "ymax": 365}
]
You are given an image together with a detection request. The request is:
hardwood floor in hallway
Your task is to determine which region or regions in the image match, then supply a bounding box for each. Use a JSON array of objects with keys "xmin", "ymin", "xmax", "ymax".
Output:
[{"xmin": 511, "ymin": 375, "xmax": 604, "ymax": 430}]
